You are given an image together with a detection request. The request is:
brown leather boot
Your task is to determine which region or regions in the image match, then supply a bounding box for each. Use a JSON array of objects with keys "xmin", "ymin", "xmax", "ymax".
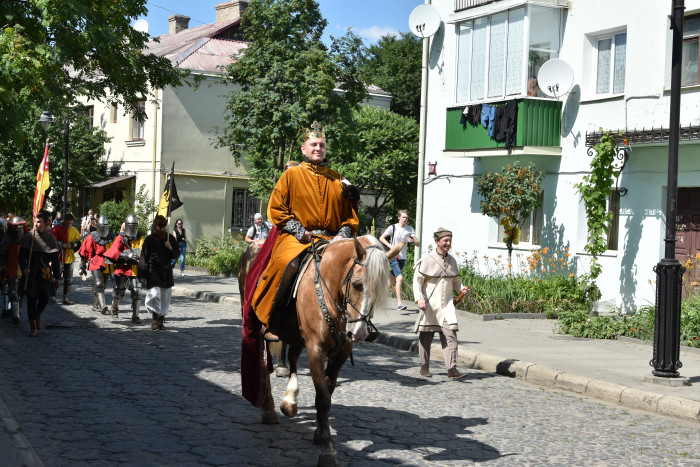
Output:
[
  {"xmin": 419, "ymin": 364, "xmax": 431, "ymax": 377},
  {"xmin": 151, "ymin": 313, "xmax": 159, "ymax": 331},
  {"xmin": 157, "ymin": 314, "xmax": 165, "ymax": 330},
  {"xmin": 447, "ymin": 367, "xmax": 467, "ymax": 380},
  {"xmin": 29, "ymin": 319, "xmax": 37, "ymax": 337},
  {"xmin": 62, "ymin": 284, "xmax": 74, "ymax": 305}
]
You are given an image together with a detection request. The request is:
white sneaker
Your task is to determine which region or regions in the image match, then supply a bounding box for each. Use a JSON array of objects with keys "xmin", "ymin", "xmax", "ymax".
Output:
[{"xmin": 180, "ymin": 271, "xmax": 186, "ymax": 277}]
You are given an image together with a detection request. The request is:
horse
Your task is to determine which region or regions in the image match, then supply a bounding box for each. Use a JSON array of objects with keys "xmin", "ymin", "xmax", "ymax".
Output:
[{"xmin": 242, "ymin": 234, "xmax": 402, "ymax": 466}]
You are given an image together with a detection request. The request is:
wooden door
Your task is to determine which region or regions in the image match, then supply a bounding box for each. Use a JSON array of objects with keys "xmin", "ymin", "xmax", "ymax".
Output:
[{"xmin": 675, "ymin": 188, "xmax": 700, "ymax": 294}]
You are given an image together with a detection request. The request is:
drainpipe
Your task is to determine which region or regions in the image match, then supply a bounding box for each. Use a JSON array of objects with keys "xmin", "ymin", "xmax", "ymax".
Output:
[
  {"xmin": 152, "ymin": 88, "xmax": 159, "ymax": 207},
  {"xmin": 222, "ymin": 177, "xmax": 230, "ymax": 247},
  {"xmin": 414, "ymin": 0, "xmax": 431, "ymax": 262}
]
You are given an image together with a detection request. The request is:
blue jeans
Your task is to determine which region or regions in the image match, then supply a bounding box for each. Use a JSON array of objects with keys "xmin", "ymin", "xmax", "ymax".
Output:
[{"xmin": 172, "ymin": 242, "xmax": 187, "ymax": 270}]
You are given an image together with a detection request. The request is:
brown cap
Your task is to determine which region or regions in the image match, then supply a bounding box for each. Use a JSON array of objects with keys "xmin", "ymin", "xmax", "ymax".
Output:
[{"xmin": 433, "ymin": 227, "xmax": 452, "ymax": 240}]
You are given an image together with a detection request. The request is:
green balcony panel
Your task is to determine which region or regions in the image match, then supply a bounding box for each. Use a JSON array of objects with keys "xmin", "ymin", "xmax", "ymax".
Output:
[{"xmin": 445, "ymin": 98, "xmax": 562, "ymax": 151}]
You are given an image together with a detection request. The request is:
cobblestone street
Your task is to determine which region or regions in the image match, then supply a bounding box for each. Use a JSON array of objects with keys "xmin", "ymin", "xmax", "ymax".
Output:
[{"xmin": 1, "ymin": 282, "xmax": 699, "ymax": 466}]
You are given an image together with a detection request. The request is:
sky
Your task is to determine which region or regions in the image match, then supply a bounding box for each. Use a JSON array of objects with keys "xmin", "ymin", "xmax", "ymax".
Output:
[{"xmin": 142, "ymin": 0, "xmax": 425, "ymax": 45}]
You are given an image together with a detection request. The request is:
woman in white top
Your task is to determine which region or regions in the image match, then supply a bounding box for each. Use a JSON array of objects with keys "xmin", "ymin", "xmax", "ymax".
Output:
[{"xmin": 245, "ymin": 213, "xmax": 269, "ymax": 245}]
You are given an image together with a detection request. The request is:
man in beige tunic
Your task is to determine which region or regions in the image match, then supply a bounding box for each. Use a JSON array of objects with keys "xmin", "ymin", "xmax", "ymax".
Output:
[{"xmin": 413, "ymin": 227, "xmax": 469, "ymax": 379}]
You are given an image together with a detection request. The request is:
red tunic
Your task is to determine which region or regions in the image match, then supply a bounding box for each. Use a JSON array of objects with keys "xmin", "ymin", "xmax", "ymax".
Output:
[
  {"xmin": 104, "ymin": 235, "xmax": 143, "ymax": 277},
  {"xmin": 77, "ymin": 233, "xmax": 112, "ymax": 271},
  {"xmin": 2, "ymin": 244, "xmax": 21, "ymax": 279}
]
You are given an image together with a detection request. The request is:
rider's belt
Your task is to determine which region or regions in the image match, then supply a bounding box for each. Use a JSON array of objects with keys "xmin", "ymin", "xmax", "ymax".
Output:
[{"xmin": 309, "ymin": 229, "xmax": 335, "ymax": 237}]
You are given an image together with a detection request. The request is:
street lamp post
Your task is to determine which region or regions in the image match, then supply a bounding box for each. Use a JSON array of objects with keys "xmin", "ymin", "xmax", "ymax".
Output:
[
  {"xmin": 651, "ymin": 0, "xmax": 685, "ymax": 378},
  {"xmin": 37, "ymin": 109, "xmax": 70, "ymax": 217}
]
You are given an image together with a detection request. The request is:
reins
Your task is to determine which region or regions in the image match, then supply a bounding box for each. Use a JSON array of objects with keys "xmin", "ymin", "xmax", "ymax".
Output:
[{"xmin": 310, "ymin": 237, "xmax": 381, "ymax": 360}]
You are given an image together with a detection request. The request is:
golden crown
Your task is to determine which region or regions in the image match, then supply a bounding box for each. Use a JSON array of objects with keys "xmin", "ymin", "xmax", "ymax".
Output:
[{"xmin": 303, "ymin": 121, "xmax": 326, "ymax": 140}]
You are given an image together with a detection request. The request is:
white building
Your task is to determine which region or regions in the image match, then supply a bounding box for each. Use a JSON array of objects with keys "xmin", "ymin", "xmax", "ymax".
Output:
[{"xmin": 418, "ymin": 0, "xmax": 700, "ymax": 311}]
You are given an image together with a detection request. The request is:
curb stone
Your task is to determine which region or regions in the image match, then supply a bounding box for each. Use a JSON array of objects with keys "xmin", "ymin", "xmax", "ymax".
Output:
[
  {"xmin": 0, "ymin": 396, "xmax": 44, "ymax": 467},
  {"xmin": 171, "ymin": 286, "xmax": 700, "ymax": 424}
]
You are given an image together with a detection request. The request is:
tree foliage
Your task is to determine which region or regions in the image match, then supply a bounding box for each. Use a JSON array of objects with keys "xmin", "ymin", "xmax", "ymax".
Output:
[
  {"xmin": 359, "ymin": 32, "xmax": 422, "ymax": 121},
  {"xmin": 216, "ymin": 0, "xmax": 366, "ymax": 200},
  {"xmin": 0, "ymin": 108, "xmax": 112, "ymax": 216},
  {"xmin": 331, "ymin": 105, "xmax": 419, "ymax": 231},
  {"xmin": 0, "ymin": 0, "xmax": 186, "ymax": 139},
  {"xmin": 476, "ymin": 163, "xmax": 544, "ymax": 268}
]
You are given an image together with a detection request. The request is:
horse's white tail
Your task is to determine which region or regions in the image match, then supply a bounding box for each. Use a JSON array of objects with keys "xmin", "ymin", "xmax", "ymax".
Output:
[{"xmin": 361, "ymin": 235, "xmax": 391, "ymax": 314}]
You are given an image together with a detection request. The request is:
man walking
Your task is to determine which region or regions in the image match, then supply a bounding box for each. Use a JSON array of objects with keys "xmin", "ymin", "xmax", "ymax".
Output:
[
  {"xmin": 139, "ymin": 215, "xmax": 179, "ymax": 331},
  {"xmin": 50, "ymin": 213, "xmax": 82, "ymax": 305},
  {"xmin": 413, "ymin": 227, "xmax": 468, "ymax": 379},
  {"xmin": 380, "ymin": 209, "xmax": 420, "ymax": 310}
]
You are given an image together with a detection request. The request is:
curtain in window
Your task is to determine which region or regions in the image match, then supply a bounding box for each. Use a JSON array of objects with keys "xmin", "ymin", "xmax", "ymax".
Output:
[
  {"xmin": 596, "ymin": 38, "xmax": 612, "ymax": 94},
  {"xmin": 471, "ymin": 17, "xmax": 488, "ymax": 100},
  {"xmin": 488, "ymin": 12, "xmax": 507, "ymax": 98},
  {"xmin": 457, "ymin": 22, "xmax": 473, "ymax": 102},
  {"xmin": 613, "ymin": 33, "xmax": 626, "ymax": 94},
  {"xmin": 506, "ymin": 8, "xmax": 525, "ymax": 96}
]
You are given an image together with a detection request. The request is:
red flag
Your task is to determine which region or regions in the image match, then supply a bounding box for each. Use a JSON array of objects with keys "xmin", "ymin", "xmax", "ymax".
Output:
[{"xmin": 33, "ymin": 144, "xmax": 50, "ymax": 216}]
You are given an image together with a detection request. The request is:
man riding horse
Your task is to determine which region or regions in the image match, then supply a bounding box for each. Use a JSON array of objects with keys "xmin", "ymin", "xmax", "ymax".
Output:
[{"xmin": 251, "ymin": 121, "xmax": 359, "ymax": 341}]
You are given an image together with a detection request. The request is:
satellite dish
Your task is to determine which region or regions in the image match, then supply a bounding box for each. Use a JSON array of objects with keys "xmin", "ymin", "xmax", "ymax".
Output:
[
  {"xmin": 133, "ymin": 19, "xmax": 149, "ymax": 34},
  {"xmin": 537, "ymin": 58, "xmax": 574, "ymax": 99},
  {"xmin": 409, "ymin": 4, "xmax": 441, "ymax": 38}
]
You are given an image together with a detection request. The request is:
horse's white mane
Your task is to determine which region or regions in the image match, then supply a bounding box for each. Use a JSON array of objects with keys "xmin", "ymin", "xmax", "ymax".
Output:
[{"xmin": 359, "ymin": 235, "xmax": 391, "ymax": 312}]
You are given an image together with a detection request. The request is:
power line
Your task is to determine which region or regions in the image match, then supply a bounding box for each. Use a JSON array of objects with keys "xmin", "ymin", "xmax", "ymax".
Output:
[{"xmin": 147, "ymin": 2, "xmax": 207, "ymax": 26}]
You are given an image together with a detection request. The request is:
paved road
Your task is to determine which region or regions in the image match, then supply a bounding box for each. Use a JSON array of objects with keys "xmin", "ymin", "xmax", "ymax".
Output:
[{"xmin": 1, "ymin": 282, "xmax": 699, "ymax": 466}]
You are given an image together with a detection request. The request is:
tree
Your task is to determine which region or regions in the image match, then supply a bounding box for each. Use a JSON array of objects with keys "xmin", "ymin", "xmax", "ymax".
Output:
[
  {"xmin": 0, "ymin": 0, "xmax": 186, "ymax": 139},
  {"xmin": 216, "ymin": 0, "xmax": 366, "ymax": 200},
  {"xmin": 359, "ymin": 32, "xmax": 422, "ymax": 121},
  {"xmin": 331, "ymin": 105, "xmax": 419, "ymax": 231},
  {"xmin": 0, "ymin": 108, "xmax": 112, "ymax": 216},
  {"xmin": 476, "ymin": 163, "xmax": 544, "ymax": 271}
]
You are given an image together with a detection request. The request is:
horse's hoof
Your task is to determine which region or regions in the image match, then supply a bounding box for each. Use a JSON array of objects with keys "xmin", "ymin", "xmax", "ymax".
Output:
[
  {"xmin": 262, "ymin": 410, "xmax": 279, "ymax": 424},
  {"xmin": 317, "ymin": 449, "xmax": 338, "ymax": 467},
  {"xmin": 280, "ymin": 400, "xmax": 297, "ymax": 417},
  {"xmin": 275, "ymin": 365, "xmax": 290, "ymax": 377}
]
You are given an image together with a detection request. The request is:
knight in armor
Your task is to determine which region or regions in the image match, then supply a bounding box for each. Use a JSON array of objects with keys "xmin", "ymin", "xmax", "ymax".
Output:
[
  {"xmin": 104, "ymin": 214, "xmax": 144, "ymax": 323},
  {"xmin": 0, "ymin": 217, "xmax": 28, "ymax": 324},
  {"xmin": 77, "ymin": 215, "xmax": 114, "ymax": 314},
  {"xmin": 50, "ymin": 213, "xmax": 82, "ymax": 305}
]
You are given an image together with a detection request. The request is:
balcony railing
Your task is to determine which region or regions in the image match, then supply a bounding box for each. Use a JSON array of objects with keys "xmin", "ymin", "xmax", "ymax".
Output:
[
  {"xmin": 445, "ymin": 98, "xmax": 562, "ymax": 151},
  {"xmin": 455, "ymin": 0, "xmax": 501, "ymax": 12}
]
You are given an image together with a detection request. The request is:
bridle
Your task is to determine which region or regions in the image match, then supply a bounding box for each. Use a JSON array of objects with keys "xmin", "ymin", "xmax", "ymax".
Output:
[{"xmin": 310, "ymin": 237, "xmax": 381, "ymax": 358}]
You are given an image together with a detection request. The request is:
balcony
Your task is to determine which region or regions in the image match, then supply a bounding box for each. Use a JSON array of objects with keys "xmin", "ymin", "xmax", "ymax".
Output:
[
  {"xmin": 444, "ymin": 98, "xmax": 562, "ymax": 155},
  {"xmin": 455, "ymin": 0, "xmax": 501, "ymax": 11}
]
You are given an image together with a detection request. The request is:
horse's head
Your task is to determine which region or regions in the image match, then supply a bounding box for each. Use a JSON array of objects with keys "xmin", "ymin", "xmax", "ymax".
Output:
[{"xmin": 340, "ymin": 235, "xmax": 401, "ymax": 342}]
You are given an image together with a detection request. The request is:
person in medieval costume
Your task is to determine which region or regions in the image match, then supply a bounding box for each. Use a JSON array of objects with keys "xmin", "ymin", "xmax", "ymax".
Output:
[
  {"xmin": 413, "ymin": 227, "xmax": 469, "ymax": 380},
  {"xmin": 104, "ymin": 214, "xmax": 144, "ymax": 323},
  {"xmin": 251, "ymin": 121, "xmax": 359, "ymax": 341},
  {"xmin": 138, "ymin": 215, "xmax": 180, "ymax": 331},
  {"xmin": 77, "ymin": 215, "xmax": 114, "ymax": 314},
  {"xmin": 50, "ymin": 213, "xmax": 82, "ymax": 305},
  {"xmin": 19, "ymin": 212, "xmax": 61, "ymax": 337},
  {"xmin": 0, "ymin": 217, "xmax": 28, "ymax": 325}
]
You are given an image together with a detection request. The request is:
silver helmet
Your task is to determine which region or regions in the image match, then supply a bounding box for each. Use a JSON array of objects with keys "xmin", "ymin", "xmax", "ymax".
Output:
[
  {"xmin": 96, "ymin": 215, "xmax": 110, "ymax": 237},
  {"xmin": 124, "ymin": 214, "xmax": 138, "ymax": 238}
]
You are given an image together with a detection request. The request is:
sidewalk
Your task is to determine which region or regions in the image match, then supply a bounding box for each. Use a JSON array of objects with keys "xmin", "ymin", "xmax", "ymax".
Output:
[{"xmin": 171, "ymin": 270, "xmax": 700, "ymax": 423}]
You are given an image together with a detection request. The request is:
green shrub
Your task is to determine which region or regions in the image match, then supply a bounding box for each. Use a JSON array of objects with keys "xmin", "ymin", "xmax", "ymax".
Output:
[{"xmin": 190, "ymin": 232, "xmax": 248, "ymax": 275}]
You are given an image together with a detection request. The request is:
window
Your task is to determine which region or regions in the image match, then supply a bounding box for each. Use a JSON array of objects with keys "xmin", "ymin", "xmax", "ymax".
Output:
[
  {"xmin": 606, "ymin": 190, "xmax": 621, "ymax": 251},
  {"xmin": 131, "ymin": 100, "xmax": 146, "ymax": 140},
  {"xmin": 494, "ymin": 194, "xmax": 544, "ymax": 246},
  {"xmin": 455, "ymin": 5, "xmax": 561, "ymax": 103},
  {"xmin": 111, "ymin": 103, "xmax": 118, "ymax": 123},
  {"xmin": 682, "ymin": 15, "xmax": 700, "ymax": 86},
  {"xmin": 231, "ymin": 189, "xmax": 261, "ymax": 229},
  {"xmin": 76, "ymin": 105, "xmax": 94, "ymax": 128},
  {"xmin": 595, "ymin": 32, "xmax": 626, "ymax": 94}
]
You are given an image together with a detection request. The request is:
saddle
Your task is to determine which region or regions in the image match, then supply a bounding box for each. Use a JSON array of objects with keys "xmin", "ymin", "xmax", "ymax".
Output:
[{"xmin": 267, "ymin": 243, "xmax": 329, "ymax": 345}]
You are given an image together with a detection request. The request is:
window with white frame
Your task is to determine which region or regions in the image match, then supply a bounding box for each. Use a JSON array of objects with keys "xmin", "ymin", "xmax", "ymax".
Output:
[
  {"xmin": 455, "ymin": 5, "xmax": 562, "ymax": 103},
  {"xmin": 682, "ymin": 14, "xmax": 700, "ymax": 86},
  {"xmin": 130, "ymin": 100, "xmax": 146, "ymax": 140},
  {"xmin": 595, "ymin": 32, "xmax": 627, "ymax": 95},
  {"xmin": 494, "ymin": 194, "xmax": 544, "ymax": 246}
]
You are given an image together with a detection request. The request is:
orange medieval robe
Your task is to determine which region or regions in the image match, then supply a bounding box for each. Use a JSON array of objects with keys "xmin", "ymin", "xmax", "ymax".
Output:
[{"xmin": 252, "ymin": 161, "xmax": 359, "ymax": 325}]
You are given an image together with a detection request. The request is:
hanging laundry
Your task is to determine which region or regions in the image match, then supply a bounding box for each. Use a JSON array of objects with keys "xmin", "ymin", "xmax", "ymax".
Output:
[
  {"xmin": 471, "ymin": 104, "xmax": 482, "ymax": 126},
  {"xmin": 481, "ymin": 103, "xmax": 491, "ymax": 129}
]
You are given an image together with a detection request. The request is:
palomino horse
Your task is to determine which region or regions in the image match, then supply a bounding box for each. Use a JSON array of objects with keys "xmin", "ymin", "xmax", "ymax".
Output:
[{"xmin": 243, "ymin": 235, "xmax": 401, "ymax": 466}]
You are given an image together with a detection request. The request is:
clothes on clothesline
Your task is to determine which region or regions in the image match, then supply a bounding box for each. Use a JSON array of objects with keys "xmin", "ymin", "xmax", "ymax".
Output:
[{"xmin": 461, "ymin": 99, "xmax": 520, "ymax": 149}]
